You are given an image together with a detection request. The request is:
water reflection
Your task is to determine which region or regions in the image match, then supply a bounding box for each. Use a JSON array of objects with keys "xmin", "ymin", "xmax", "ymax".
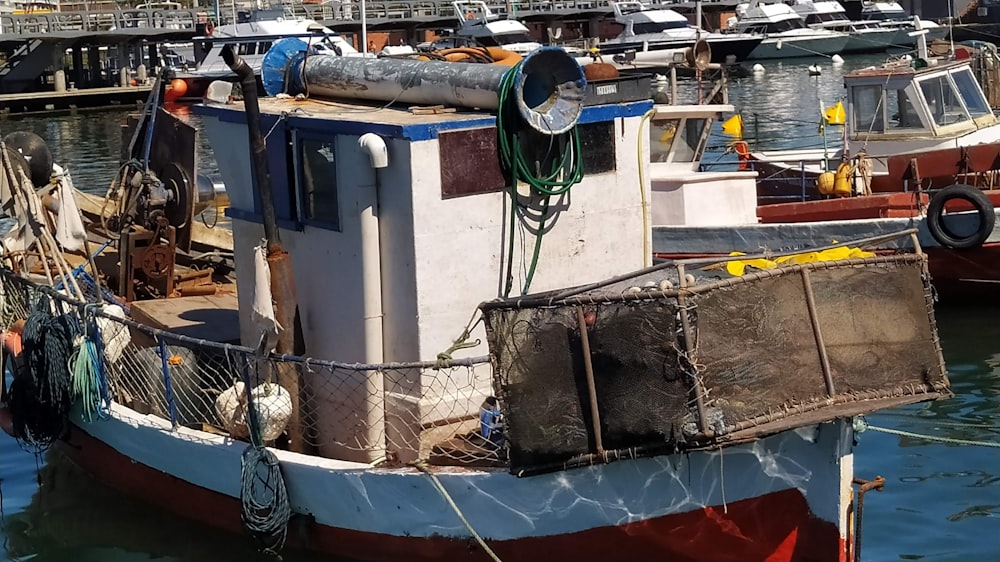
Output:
[
  {"xmin": 2, "ymin": 448, "xmax": 318, "ymax": 562},
  {"xmin": 0, "ymin": 106, "xmax": 220, "ymax": 195}
]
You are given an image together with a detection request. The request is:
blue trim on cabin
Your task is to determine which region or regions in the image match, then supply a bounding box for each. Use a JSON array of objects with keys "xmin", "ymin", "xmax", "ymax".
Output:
[
  {"xmin": 197, "ymin": 99, "xmax": 653, "ymax": 231},
  {"xmin": 194, "ymin": 100, "xmax": 653, "ymax": 141}
]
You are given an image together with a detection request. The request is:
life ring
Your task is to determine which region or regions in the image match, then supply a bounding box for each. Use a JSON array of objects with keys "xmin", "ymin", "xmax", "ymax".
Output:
[
  {"xmin": 205, "ymin": 20, "xmax": 214, "ymax": 35},
  {"xmin": 732, "ymin": 140, "xmax": 750, "ymax": 170},
  {"xmin": 925, "ymin": 184, "xmax": 996, "ymax": 249}
]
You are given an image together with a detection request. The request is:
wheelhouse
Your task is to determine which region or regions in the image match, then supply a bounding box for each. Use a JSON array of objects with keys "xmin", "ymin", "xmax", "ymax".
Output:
[{"xmin": 846, "ymin": 61, "xmax": 996, "ymax": 141}]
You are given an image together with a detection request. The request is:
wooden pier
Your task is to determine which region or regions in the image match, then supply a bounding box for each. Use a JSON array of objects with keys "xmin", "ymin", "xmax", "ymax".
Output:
[{"xmin": 0, "ymin": 83, "xmax": 152, "ymax": 115}]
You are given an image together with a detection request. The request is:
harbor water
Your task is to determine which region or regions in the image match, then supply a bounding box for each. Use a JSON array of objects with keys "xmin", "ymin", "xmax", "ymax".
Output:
[{"xmin": 0, "ymin": 54, "xmax": 997, "ymax": 561}]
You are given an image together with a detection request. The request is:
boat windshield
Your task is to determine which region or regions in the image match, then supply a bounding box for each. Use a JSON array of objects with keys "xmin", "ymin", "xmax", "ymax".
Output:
[
  {"xmin": 918, "ymin": 74, "xmax": 972, "ymax": 126},
  {"xmin": 950, "ymin": 67, "xmax": 992, "ymax": 118},
  {"xmin": 805, "ymin": 13, "xmax": 848, "ymax": 24},
  {"xmin": 649, "ymin": 117, "xmax": 708, "ymax": 164},
  {"xmin": 480, "ymin": 32, "xmax": 533, "ymax": 46},
  {"xmin": 632, "ymin": 21, "xmax": 689, "ymax": 34}
]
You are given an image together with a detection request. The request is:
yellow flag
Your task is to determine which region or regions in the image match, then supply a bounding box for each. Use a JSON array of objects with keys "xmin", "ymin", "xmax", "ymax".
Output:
[
  {"xmin": 721, "ymin": 113, "xmax": 743, "ymax": 138},
  {"xmin": 824, "ymin": 101, "xmax": 845, "ymax": 126}
]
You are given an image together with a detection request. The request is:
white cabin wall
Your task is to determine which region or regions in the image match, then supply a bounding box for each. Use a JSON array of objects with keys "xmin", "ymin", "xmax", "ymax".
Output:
[
  {"xmin": 203, "ymin": 110, "xmax": 651, "ymax": 462},
  {"xmin": 409, "ymin": 116, "xmax": 649, "ymax": 424},
  {"xmin": 204, "ymin": 117, "xmax": 393, "ymax": 463}
]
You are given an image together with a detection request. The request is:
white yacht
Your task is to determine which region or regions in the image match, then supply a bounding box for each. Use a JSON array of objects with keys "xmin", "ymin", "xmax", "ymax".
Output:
[
  {"xmin": 727, "ymin": 1, "xmax": 851, "ymax": 60},
  {"xmin": 170, "ymin": 9, "xmax": 361, "ymax": 98},
  {"xmin": 598, "ymin": 1, "xmax": 763, "ymax": 64},
  {"xmin": 787, "ymin": 0, "xmax": 900, "ymax": 53},
  {"xmin": 860, "ymin": 1, "xmax": 949, "ymax": 48},
  {"xmin": 438, "ymin": 0, "xmax": 542, "ymax": 54}
]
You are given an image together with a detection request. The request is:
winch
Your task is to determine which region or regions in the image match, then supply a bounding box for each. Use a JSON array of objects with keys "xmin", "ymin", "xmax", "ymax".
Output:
[{"xmin": 108, "ymin": 77, "xmax": 220, "ymax": 300}]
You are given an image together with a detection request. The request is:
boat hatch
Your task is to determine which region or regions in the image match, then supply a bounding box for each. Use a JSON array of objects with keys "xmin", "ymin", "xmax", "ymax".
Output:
[
  {"xmin": 847, "ymin": 63, "xmax": 997, "ymax": 140},
  {"xmin": 649, "ymin": 105, "xmax": 728, "ymax": 170}
]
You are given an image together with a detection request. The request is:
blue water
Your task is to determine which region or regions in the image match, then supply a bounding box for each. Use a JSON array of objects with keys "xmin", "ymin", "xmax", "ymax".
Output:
[{"xmin": 0, "ymin": 53, "xmax": 997, "ymax": 561}]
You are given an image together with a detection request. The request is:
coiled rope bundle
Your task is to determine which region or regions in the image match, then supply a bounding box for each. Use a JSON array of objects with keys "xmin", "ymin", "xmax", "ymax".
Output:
[
  {"xmin": 70, "ymin": 310, "xmax": 111, "ymax": 423},
  {"xmin": 239, "ymin": 365, "xmax": 290, "ymax": 554},
  {"xmin": 9, "ymin": 296, "xmax": 77, "ymax": 451}
]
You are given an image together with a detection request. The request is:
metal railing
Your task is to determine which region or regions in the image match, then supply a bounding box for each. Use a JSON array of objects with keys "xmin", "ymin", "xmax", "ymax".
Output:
[{"xmin": 0, "ymin": 7, "xmax": 206, "ymax": 36}]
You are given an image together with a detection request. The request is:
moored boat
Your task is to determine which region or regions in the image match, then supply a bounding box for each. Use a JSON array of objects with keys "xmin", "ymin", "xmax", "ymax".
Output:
[
  {"xmin": 0, "ymin": 43, "xmax": 951, "ymax": 562},
  {"xmin": 647, "ymin": 60, "xmax": 1000, "ymax": 299}
]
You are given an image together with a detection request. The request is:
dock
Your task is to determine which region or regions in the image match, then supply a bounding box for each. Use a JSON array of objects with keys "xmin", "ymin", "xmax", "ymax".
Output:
[{"xmin": 0, "ymin": 83, "xmax": 152, "ymax": 114}]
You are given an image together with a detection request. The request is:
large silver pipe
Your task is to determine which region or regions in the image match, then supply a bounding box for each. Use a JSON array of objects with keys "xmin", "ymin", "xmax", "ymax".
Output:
[{"xmin": 265, "ymin": 45, "xmax": 587, "ymax": 135}]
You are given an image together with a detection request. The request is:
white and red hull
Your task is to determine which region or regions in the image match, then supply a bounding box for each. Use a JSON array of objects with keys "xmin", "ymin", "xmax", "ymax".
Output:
[{"xmin": 38, "ymin": 403, "xmax": 854, "ymax": 562}]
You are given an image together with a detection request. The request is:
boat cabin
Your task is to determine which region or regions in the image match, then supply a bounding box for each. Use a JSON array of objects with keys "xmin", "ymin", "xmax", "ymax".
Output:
[
  {"xmin": 612, "ymin": 1, "xmax": 690, "ymax": 37},
  {"xmin": 450, "ymin": 0, "xmax": 540, "ymax": 53},
  {"xmin": 195, "ymin": 87, "xmax": 651, "ymax": 463},
  {"xmin": 845, "ymin": 59, "xmax": 996, "ymax": 143},
  {"xmin": 648, "ymin": 104, "xmax": 758, "ymax": 227},
  {"xmin": 730, "ymin": 2, "xmax": 810, "ymax": 35}
]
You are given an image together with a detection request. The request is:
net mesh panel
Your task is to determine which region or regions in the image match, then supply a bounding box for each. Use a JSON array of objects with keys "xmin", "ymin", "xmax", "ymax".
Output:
[
  {"xmin": 0, "ymin": 270, "xmax": 499, "ymax": 467},
  {"xmin": 483, "ymin": 256, "xmax": 948, "ymax": 474}
]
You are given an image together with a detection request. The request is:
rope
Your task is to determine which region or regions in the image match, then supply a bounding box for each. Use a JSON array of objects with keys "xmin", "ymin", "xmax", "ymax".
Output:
[
  {"xmin": 855, "ymin": 416, "xmax": 1000, "ymax": 448},
  {"xmin": 413, "ymin": 460, "xmax": 503, "ymax": 562},
  {"xmin": 70, "ymin": 309, "xmax": 111, "ymax": 423},
  {"xmin": 495, "ymin": 63, "xmax": 584, "ymax": 297},
  {"xmin": 238, "ymin": 359, "xmax": 290, "ymax": 555},
  {"xmin": 240, "ymin": 445, "xmax": 291, "ymax": 555},
  {"xmin": 9, "ymin": 295, "xmax": 77, "ymax": 452}
]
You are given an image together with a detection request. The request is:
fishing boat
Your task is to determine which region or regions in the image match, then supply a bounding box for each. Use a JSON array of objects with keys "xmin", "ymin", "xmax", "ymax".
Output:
[
  {"xmin": 0, "ymin": 41, "xmax": 951, "ymax": 562},
  {"xmin": 724, "ymin": 0, "xmax": 851, "ymax": 60},
  {"xmin": 649, "ymin": 53, "xmax": 1000, "ymax": 298},
  {"xmin": 743, "ymin": 39, "xmax": 1000, "ymax": 205},
  {"xmin": 595, "ymin": 1, "xmax": 763, "ymax": 65}
]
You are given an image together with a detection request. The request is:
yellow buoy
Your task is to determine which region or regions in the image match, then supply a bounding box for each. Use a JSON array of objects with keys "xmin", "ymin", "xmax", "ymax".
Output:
[
  {"xmin": 833, "ymin": 162, "xmax": 853, "ymax": 196},
  {"xmin": 816, "ymin": 171, "xmax": 836, "ymax": 195}
]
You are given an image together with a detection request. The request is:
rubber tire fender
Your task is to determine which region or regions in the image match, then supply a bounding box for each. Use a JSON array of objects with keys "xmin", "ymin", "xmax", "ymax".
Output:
[{"xmin": 926, "ymin": 184, "xmax": 995, "ymax": 249}]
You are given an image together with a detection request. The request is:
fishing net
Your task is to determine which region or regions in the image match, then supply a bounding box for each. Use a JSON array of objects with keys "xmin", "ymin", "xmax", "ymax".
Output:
[
  {"xmin": 481, "ymin": 254, "xmax": 950, "ymax": 474},
  {"xmin": 0, "ymin": 269, "xmax": 496, "ymax": 468}
]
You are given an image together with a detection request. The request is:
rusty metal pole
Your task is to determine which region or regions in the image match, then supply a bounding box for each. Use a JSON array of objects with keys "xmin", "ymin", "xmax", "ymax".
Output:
[{"xmin": 224, "ymin": 45, "xmax": 306, "ymax": 453}]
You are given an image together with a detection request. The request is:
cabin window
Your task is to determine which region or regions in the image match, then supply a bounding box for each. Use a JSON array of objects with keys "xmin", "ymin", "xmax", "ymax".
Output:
[
  {"xmin": 579, "ymin": 121, "xmax": 616, "ymax": 174},
  {"xmin": 952, "ymin": 68, "xmax": 991, "ymax": 118},
  {"xmin": 853, "ymin": 85, "xmax": 884, "ymax": 133},
  {"xmin": 296, "ymin": 137, "xmax": 341, "ymax": 230},
  {"xmin": 919, "ymin": 75, "xmax": 971, "ymax": 126},
  {"xmin": 886, "ymin": 88, "xmax": 925, "ymax": 129},
  {"xmin": 648, "ymin": 117, "xmax": 706, "ymax": 163},
  {"xmin": 632, "ymin": 21, "xmax": 687, "ymax": 34}
]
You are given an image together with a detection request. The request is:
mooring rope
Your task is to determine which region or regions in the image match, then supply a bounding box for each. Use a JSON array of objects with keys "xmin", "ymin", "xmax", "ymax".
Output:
[
  {"xmin": 9, "ymin": 296, "xmax": 77, "ymax": 452},
  {"xmin": 413, "ymin": 460, "xmax": 503, "ymax": 562},
  {"xmin": 855, "ymin": 416, "xmax": 1000, "ymax": 448}
]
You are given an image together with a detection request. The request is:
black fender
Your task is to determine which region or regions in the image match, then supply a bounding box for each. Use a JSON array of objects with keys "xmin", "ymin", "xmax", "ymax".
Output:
[{"xmin": 926, "ymin": 184, "xmax": 995, "ymax": 249}]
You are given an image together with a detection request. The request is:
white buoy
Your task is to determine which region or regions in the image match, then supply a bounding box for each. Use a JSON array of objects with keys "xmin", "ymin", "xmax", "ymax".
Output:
[
  {"xmin": 831, "ymin": 54, "xmax": 844, "ymax": 64},
  {"xmin": 808, "ymin": 64, "xmax": 822, "ymax": 76},
  {"xmin": 752, "ymin": 63, "xmax": 765, "ymax": 73}
]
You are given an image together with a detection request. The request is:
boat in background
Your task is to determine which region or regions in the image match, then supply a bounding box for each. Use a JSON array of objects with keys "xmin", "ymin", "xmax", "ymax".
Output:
[
  {"xmin": 0, "ymin": 40, "xmax": 951, "ymax": 562},
  {"xmin": 788, "ymin": 0, "xmax": 902, "ymax": 53},
  {"xmin": 651, "ymin": 44, "xmax": 1000, "ymax": 298},
  {"xmin": 725, "ymin": 0, "xmax": 851, "ymax": 59},
  {"xmin": 169, "ymin": 8, "xmax": 365, "ymax": 99},
  {"xmin": 595, "ymin": 1, "xmax": 762, "ymax": 65},
  {"xmin": 745, "ymin": 40, "xmax": 1000, "ymax": 205},
  {"xmin": 860, "ymin": 0, "xmax": 950, "ymax": 47},
  {"xmin": 422, "ymin": 0, "xmax": 543, "ymax": 54}
]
